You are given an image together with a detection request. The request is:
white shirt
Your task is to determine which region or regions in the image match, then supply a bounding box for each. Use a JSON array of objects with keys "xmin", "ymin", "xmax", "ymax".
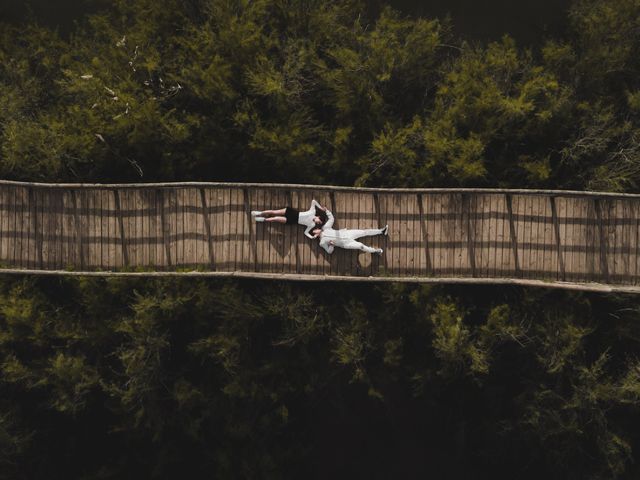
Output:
[
  {"xmin": 299, "ymin": 199, "xmax": 323, "ymax": 238},
  {"xmin": 317, "ymin": 211, "xmax": 342, "ymax": 254}
]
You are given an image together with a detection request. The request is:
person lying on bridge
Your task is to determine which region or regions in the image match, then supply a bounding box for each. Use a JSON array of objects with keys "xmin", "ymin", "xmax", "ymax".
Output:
[
  {"xmin": 310, "ymin": 210, "xmax": 388, "ymax": 254},
  {"xmin": 251, "ymin": 199, "xmax": 330, "ymax": 238}
]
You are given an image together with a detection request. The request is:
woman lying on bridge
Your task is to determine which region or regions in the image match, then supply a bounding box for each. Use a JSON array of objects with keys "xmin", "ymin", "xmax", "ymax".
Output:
[
  {"xmin": 251, "ymin": 199, "xmax": 330, "ymax": 238},
  {"xmin": 310, "ymin": 211, "xmax": 388, "ymax": 254}
]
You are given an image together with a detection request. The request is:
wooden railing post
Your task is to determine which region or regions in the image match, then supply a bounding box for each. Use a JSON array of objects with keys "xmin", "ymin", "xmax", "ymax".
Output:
[
  {"xmin": 243, "ymin": 188, "xmax": 258, "ymax": 272},
  {"xmin": 287, "ymin": 190, "xmax": 301, "ymax": 274},
  {"xmin": 373, "ymin": 192, "xmax": 388, "ymax": 270},
  {"xmin": 550, "ymin": 196, "xmax": 566, "ymax": 281},
  {"xmin": 113, "ymin": 190, "xmax": 129, "ymax": 268},
  {"xmin": 29, "ymin": 187, "xmax": 43, "ymax": 269},
  {"xmin": 158, "ymin": 189, "xmax": 173, "ymax": 268},
  {"xmin": 464, "ymin": 193, "xmax": 477, "ymax": 277},
  {"xmin": 594, "ymin": 198, "xmax": 610, "ymax": 282},
  {"xmin": 199, "ymin": 188, "xmax": 214, "ymax": 269},
  {"xmin": 505, "ymin": 194, "xmax": 520, "ymax": 276},
  {"xmin": 417, "ymin": 193, "xmax": 432, "ymax": 275}
]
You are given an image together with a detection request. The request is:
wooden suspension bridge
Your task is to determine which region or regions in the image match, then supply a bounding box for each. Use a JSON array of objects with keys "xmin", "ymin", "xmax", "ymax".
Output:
[{"xmin": 0, "ymin": 180, "xmax": 639, "ymax": 293}]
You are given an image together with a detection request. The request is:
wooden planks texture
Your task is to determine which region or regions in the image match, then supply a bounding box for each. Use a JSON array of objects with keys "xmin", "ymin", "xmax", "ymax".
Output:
[{"xmin": 1, "ymin": 182, "xmax": 639, "ymax": 289}]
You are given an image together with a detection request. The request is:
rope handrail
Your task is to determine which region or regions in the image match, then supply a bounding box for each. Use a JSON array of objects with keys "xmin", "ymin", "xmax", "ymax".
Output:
[{"xmin": 0, "ymin": 179, "xmax": 638, "ymax": 200}]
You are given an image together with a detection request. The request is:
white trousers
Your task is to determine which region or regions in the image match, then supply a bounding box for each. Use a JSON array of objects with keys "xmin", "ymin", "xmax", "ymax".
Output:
[{"xmin": 334, "ymin": 228, "xmax": 383, "ymax": 253}]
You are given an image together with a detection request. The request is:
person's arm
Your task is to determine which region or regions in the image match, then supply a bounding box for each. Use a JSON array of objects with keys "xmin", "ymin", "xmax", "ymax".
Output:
[
  {"xmin": 319, "ymin": 238, "xmax": 334, "ymax": 254},
  {"xmin": 304, "ymin": 225, "xmax": 314, "ymax": 239},
  {"xmin": 323, "ymin": 210, "xmax": 334, "ymax": 229},
  {"xmin": 311, "ymin": 199, "xmax": 327, "ymax": 211}
]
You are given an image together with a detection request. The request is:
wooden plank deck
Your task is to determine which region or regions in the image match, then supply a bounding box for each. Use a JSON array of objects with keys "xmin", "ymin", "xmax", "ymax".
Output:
[{"xmin": 1, "ymin": 180, "xmax": 640, "ymax": 293}]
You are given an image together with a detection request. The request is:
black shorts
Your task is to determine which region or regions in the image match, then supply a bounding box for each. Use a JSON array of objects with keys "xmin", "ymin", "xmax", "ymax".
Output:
[{"xmin": 284, "ymin": 207, "xmax": 299, "ymax": 225}]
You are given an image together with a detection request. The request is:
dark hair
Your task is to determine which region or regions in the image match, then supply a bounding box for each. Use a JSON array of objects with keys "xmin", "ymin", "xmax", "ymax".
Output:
[{"xmin": 315, "ymin": 207, "xmax": 328, "ymax": 225}]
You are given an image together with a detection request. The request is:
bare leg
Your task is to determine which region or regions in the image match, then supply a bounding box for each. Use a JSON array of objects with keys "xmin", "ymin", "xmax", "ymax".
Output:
[
  {"xmin": 342, "ymin": 240, "xmax": 382, "ymax": 254},
  {"xmin": 265, "ymin": 216, "xmax": 287, "ymax": 223},
  {"xmin": 259, "ymin": 208, "xmax": 287, "ymax": 217}
]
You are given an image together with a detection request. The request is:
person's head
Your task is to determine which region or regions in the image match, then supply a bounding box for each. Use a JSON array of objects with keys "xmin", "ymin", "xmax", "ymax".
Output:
[
  {"xmin": 311, "ymin": 227, "xmax": 322, "ymax": 237},
  {"xmin": 314, "ymin": 207, "xmax": 328, "ymax": 226}
]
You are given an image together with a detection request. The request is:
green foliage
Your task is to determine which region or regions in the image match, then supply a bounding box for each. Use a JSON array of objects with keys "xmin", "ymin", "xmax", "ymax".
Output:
[
  {"xmin": 0, "ymin": 407, "xmax": 32, "ymax": 472},
  {"xmin": 520, "ymin": 352, "xmax": 635, "ymax": 478},
  {"xmin": 41, "ymin": 353, "xmax": 99, "ymax": 414},
  {"xmin": 535, "ymin": 314, "xmax": 594, "ymax": 374},
  {"xmin": 0, "ymin": 276, "xmax": 638, "ymax": 478},
  {"xmin": 2, "ymin": 0, "xmax": 638, "ymax": 189},
  {"xmin": 430, "ymin": 300, "xmax": 489, "ymax": 377},
  {"xmin": 266, "ymin": 285, "xmax": 325, "ymax": 347},
  {"xmin": 331, "ymin": 300, "xmax": 372, "ymax": 382}
]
